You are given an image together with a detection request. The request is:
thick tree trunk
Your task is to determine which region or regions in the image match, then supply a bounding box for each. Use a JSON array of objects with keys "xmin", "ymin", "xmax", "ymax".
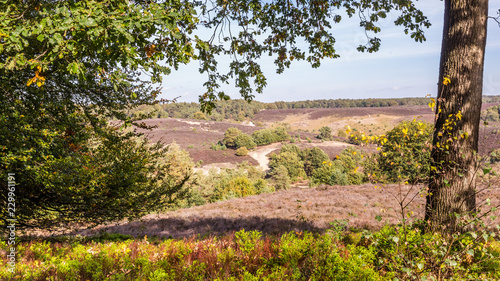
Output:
[{"xmin": 425, "ymin": 0, "xmax": 488, "ymax": 231}]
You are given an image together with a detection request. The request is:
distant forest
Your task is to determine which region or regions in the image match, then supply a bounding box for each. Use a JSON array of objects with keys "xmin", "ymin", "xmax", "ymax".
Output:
[{"xmin": 130, "ymin": 96, "xmax": 500, "ymax": 122}]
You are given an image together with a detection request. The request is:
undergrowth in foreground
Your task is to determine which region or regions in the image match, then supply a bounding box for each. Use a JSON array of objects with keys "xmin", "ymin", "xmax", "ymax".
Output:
[{"xmin": 1, "ymin": 226, "xmax": 499, "ymax": 281}]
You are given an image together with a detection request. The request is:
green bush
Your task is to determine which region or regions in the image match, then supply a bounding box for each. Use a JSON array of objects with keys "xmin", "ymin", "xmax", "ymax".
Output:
[
  {"xmin": 311, "ymin": 148, "xmax": 365, "ymax": 186},
  {"xmin": 253, "ymin": 178, "xmax": 274, "ymax": 194},
  {"xmin": 251, "ymin": 126, "xmax": 290, "ymax": 146},
  {"xmin": 273, "ymin": 125, "xmax": 291, "ymax": 142},
  {"xmin": 191, "ymin": 111, "xmax": 207, "ymax": 120},
  {"xmin": 347, "ymin": 129, "xmax": 371, "ymax": 145},
  {"xmin": 224, "ymin": 176, "xmax": 257, "ymax": 198},
  {"xmin": 374, "ymin": 119, "xmax": 433, "ymax": 183},
  {"xmin": 268, "ymin": 165, "xmax": 291, "ymax": 190},
  {"xmin": 198, "ymin": 163, "xmax": 269, "ymax": 202},
  {"xmin": 279, "ymin": 143, "xmax": 301, "ymax": 155},
  {"xmin": 317, "ymin": 126, "xmax": 333, "ymax": 141},
  {"xmin": 236, "ymin": 147, "xmax": 249, "ymax": 156},
  {"xmin": 300, "ymin": 147, "xmax": 330, "ymax": 177},
  {"xmin": 234, "ymin": 133, "xmax": 256, "ymax": 150},
  {"xmin": 210, "ymin": 141, "xmax": 227, "ymax": 151},
  {"xmin": 223, "ymin": 127, "xmax": 243, "ymax": 148},
  {"xmin": 251, "ymin": 128, "xmax": 277, "ymax": 146},
  {"xmin": 337, "ymin": 128, "xmax": 348, "ymax": 138},
  {"xmin": 269, "ymin": 151, "xmax": 306, "ymax": 181},
  {"xmin": 312, "ymin": 162, "xmax": 350, "ymax": 185},
  {"xmin": 366, "ymin": 224, "xmax": 500, "ymax": 280}
]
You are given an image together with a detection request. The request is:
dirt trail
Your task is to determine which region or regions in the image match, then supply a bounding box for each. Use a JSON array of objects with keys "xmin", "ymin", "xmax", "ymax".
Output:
[
  {"xmin": 248, "ymin": 143, "xmax": 281, "ymax": 172},
  {"xmin": 248, "ymin": 141, "xmax": 352, "ymax": 172}
]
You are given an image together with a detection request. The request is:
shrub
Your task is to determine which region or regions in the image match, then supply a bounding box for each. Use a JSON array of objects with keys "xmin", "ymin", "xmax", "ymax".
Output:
[
  {"xmin": 212, "ymin": 176, "xmax": 257, "ymax": 200},
  {"xmin": 269, "ymin": 151, "xmax": 306, "ymax": 181},
  {"xmin": 311, "ymin": 148, "xmax": 365, "ymax": 186},
  {"xmin": 253, "ymin": 178, "xmax": 274, "ymax": 194},
  {"xmin": 210, "ymin": 141, "xmax": 227, "ymax": 151},
  {"xmin": 347, "ymin": 129, "xmax": 371, "ymax": 145},
  {"xmin": 251, "ymin": 128, "xmax": 276, "ymax": 146},
  {"xmin": 279, "ymin": 143, "xmax": 301, "ymax": 155},
  {"xmin": 300, "ymin": 147, "xmax": 330, "ymax": 177},
  {"xmin": 317, "ymin": 126, "xmax": 333, "ymax": 141},
  {"xmin": 198, "ymin": 163, "xmax": 269, "ymax": 202},
  {"xmin": 234, "ymin": 133, "xmax": 256, "ymax": 150},
  {"xmin": 268, "ymin": 165, "xmax": 291, "ymax": 190},
  {"xmin": 251, "ymin": 126, "xmax": 290, "ymax": 146},
  {"xmin": 223, "ymin": 127, "xmax": 243, "ymax": 148},
  {"xmin": 312, "ymin": 161, "xmax": 350, "ymax": 186},
  {"xmin": 192, "ymin": 111, "xmax": 207, "ymax": 120},
  {"xmin": 366, "ymin": 224, "xmax": 500, "ymax": 280},
  {"xmin": 236, "ymin": 147, "xmax": 249, "ymax": 156},
  {"xmin": 374, "ymin": 119, "xmax": 433, "ymax": 183},
  {"xmin": 273, "ymin": 125, "xmax": 291, "ymax": 142},
  {"xmin": 337, "ymin": 128, "xmax": 348, "ymax": 138}
]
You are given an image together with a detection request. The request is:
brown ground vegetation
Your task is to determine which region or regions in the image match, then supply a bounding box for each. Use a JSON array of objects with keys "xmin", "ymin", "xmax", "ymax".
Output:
[{"xmin": 74, "ymin": 180, "xmax": 499, "ymax": 239}]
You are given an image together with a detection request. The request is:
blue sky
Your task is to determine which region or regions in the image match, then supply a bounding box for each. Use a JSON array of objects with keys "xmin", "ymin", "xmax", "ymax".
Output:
[{"xmin": 159, "ymin": 1, "xmax": 500, "ymax": 103}]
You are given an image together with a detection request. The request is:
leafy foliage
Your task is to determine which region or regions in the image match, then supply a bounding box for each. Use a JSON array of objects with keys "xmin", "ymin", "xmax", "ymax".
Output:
[
  {"xmin": 251, "ymin": 125, "xmax": 290, "ymax": 146},
  {"xmin": 268, "ymin": 165, "xmax": 291, "ymax": 190},
  {"xmin": 317, "ymin": 126, "xmax": 333, "ymax": 141},
  {"xmin": 234, "ymin": 133, "xmax": 256, "ymax": 150},
  {"xmin": 300, "ymin": 147, "xmax": 330, "ymax": 177},
  {"xmin": 269, "ymin": 145, "xmax": 307, "ymax": 181},
  {"xmin": 235, "ymin": 147, "xmax": 249, "ymax": 156},
  {"xmin": 373, "ymin": 119, "xmax": 433, "ymax": 183},
  {"xmin": 197, "ymin": 163, "xmax": 271, "ymax": 202},
  {"xmin": 0, "ymin": 0, "xmax": 200, "ymax": 229},
  {"xmin": 223, "ymin": 127, "xmax": 243, "ymax": 149},
  {"xmin": 311, "ymin": 148, "xmax": 365, "ymax": 186}
]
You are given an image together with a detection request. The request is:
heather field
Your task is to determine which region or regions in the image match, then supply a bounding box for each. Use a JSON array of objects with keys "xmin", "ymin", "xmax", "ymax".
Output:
[
  {"xmin": 3, "ymin": 103, "xmax": 500, "ymax": 280},
  {"xmin": 133, "ymin": 103, "xmax": 500, "ymax": 166}
]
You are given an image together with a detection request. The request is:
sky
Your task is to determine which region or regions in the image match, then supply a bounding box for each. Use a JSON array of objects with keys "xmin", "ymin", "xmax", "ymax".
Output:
[{"xmin": 159, "ymin": 1, "xmax": 500, "ymax": 103}]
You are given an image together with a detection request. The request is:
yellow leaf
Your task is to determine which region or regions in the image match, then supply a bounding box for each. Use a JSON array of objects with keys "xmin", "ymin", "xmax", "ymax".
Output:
[
  {"xmin": 443, "ymin": 76, "xmax": 451, "ymax": 85},
  {"xmin": 26, "ymin": 77, "xmax": 35, "ymax": 86},
  {"xmin": 428, "ymin": 98, "xmax": 436, "ymax": 110}
]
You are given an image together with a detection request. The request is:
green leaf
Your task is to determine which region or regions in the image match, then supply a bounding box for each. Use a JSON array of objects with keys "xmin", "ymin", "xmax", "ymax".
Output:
[
  {"xmin": 37, "ymin": 34, "xmax": 45, "ymax": 42},
  {"xmin": 54, "ymin": 33, "xmax": 63, "ymax": 44},
  {"xmin": 82, "ymin": 17, "xmax": 97, "ymax": 27},
  {"xmin": 483, "ymin": 167, "xmax": 492, "ymax": 175}
]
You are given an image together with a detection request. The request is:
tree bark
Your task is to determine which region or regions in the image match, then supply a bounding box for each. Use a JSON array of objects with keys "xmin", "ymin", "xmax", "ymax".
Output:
[{"xmin": 425, "ymin": 0, "xmax": 488, "ymax": 231}]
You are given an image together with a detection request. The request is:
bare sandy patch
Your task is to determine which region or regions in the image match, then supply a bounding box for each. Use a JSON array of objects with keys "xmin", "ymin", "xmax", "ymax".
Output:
[{"xmin": 248, "ymin": 143, "xmax": 282, "ymax": 171}]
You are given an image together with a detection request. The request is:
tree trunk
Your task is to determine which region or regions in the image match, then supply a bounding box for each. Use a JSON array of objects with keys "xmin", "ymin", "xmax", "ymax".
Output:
[{"xmin": 425, "ymin": 0, "xmax": 488, "ymax": 231}]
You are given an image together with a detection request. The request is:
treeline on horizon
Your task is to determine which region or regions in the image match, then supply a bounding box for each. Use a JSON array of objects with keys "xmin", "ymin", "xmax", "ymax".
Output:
[{"xmin": 130, "ymin": 96, "xmax": 500, "ymax": 122}]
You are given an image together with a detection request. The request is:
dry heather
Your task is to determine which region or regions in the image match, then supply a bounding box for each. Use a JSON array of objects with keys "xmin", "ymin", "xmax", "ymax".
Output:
[{"xmin": 74, "ymin": 181, "xmax": 500, "ymax": 239}]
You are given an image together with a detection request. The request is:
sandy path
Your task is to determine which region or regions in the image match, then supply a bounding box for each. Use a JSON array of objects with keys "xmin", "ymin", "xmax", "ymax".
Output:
[
  {"xmin": 248, "ymin": 143, "xmax": 281, "ymax": 172},
  {"xmin": 248, "ymin": 141, "xmax": 352, "ymax": 172}
]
